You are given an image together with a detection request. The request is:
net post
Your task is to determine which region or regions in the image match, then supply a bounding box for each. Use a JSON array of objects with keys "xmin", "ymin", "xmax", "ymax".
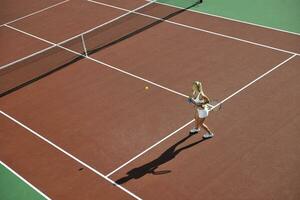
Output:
[{"xmin": 81, "ymin": 34, "xmax": 88, "ymax": 56}]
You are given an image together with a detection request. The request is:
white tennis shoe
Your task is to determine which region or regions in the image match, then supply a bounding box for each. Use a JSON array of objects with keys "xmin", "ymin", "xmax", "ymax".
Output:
[
  {"xmin": 190, "ymin": 128, "xmax": 200, "ymax": 134},
  {"xmin": 203, "ymin": 132, "xmax": 214, "ymax": 139}
]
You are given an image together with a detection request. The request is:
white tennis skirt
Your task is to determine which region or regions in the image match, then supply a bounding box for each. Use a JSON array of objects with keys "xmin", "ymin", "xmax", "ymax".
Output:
[{"xmin": 197, "ymin": 108, "xmax": 209, "ymax": 118}]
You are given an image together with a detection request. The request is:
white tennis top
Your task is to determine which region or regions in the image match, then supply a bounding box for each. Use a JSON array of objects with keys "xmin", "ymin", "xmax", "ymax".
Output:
[{"xmin": 193, "ymin": 93, "xmax": 205, "ymax": 104}]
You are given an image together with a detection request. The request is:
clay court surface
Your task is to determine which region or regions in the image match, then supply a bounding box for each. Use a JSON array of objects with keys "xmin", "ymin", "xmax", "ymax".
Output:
[{"xmin": 0, "ymin": 0, "xmax": 299, "ymax": 199}]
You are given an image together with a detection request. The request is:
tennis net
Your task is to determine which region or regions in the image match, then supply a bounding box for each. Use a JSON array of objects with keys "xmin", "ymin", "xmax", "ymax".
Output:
[{"xmin": 0, "ymin": 0, "xmax": 200, "ymax": 97}]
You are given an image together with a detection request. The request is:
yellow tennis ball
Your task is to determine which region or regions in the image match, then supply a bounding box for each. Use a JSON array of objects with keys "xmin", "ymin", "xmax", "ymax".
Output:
[{"xmin": 145, "ymin": 86, "xmax": 149, "ymax": 90}]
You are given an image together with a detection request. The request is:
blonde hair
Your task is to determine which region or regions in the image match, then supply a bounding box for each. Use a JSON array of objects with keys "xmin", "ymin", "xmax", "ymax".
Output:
[
  {"xmin": 192, "ymin": 81, "xmax": 203, "ymax": 95},
  {"xmin": 192, "ymin": 81, "xmax": 210, "ymax": 103}
]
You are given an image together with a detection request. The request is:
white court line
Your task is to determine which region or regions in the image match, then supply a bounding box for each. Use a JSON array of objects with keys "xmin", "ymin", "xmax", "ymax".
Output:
[
  {"xmin": 209, "ymin": 54, "xmax": 297, "ymax": 110},
  {"xmin": 87, "ymin": 0, "xmax": 299, "ymax": 56},
  {"xmin": 0, "ymin": 0, "xmax": 70, "ymax": 28},
  {"xmin": 5, "ymin": 25, "xmax": 57, "ymax": 46},
  {"xmin": 106, "ymin": 119, "xmax": 195, "ymax": 177},
  {"xmin": 0, "ymin": 111, "xmax": 141, "ymax": 200},
  {"xmin": 106, "ymin": 54, "xmax": 297, "ymax": 176},
  {"xmin": 0, "ymin": 45, "xmax": 56, "ymax": 70},
  {"xmin": 146, "ymin": 0, "xmax": 300, "ymax": 36},
  {"xmin": 4, "ymin": 24, "xmax": 188, "ymax": 98},
  {"xmin": 0, "ymin": 160, "xmax": 51, "ymax": 200},
  {"xmin": 88, "ymin": 56, "xmax": 188, "ymax": 98}
]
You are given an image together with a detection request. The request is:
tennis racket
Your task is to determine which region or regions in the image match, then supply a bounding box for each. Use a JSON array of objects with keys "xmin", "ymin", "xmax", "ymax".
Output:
[{"xmin": 205, "ymin": 99, "xmax": 222, "ymax": 112}]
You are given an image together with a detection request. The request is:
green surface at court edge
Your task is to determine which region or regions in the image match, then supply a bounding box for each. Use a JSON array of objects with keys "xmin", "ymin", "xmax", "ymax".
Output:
[
  {"xmin": 158, "ymin": 0, "xmax": 300, "ymax": 34},
  {"xmin": 0, "ymin": 163, "xmax": 46, "ymax": 200}
]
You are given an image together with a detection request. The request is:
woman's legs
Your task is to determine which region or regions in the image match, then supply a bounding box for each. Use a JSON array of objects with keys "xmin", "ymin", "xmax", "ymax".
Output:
[
  {"xmin": 195, "ymin": 110, "xmax": 200, "ymax": 129},
  {"xmin": 190, "ymin": 110, "xmax": 201, "ymax": 134},
  {"xmin": 199, "ymin": 118, "xmax": 214, "ymax": 138},
  {"xmin": 199, "ymin": 118, "xmax": 212, "ymax": 133},
  {"xmin": 191, "ymin": 110, "xmax": 213, "ymax": 138}
]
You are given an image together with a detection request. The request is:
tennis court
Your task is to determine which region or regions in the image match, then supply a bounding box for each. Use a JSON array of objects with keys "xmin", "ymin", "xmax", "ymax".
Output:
[{"xmin": 0, "ymin": 0, "xmax": 299, "ymax": 199}]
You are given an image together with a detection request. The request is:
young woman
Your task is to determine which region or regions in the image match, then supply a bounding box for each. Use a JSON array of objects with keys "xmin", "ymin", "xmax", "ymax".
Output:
[{"xmin": 188, "ymin": 81, "xmax": 214, "ymax": 139}]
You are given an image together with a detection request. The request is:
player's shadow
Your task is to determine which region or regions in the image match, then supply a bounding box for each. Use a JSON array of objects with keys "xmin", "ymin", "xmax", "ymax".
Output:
[{"xmin": 115, "ymin": 133, "xmax": 206, "ymax": 185}]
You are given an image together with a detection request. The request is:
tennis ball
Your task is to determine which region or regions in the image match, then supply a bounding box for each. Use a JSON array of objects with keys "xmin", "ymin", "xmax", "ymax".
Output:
[{"xmin": 145, "ymin": 86, "xmax": 149, "ymax": 90}]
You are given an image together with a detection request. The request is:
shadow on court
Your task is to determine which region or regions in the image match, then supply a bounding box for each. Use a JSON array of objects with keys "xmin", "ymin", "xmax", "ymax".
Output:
[{"xmin": 115, "ymin": 133, "xmax": 206, "ymax": 185}]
